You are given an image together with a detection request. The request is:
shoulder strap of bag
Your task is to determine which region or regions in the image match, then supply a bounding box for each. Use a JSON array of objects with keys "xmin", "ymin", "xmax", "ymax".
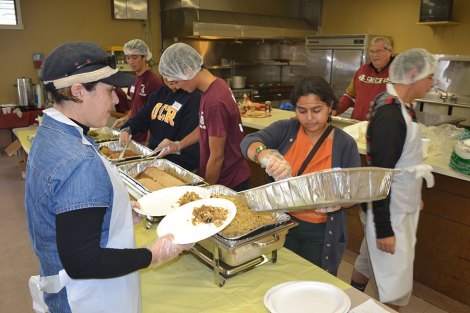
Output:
[{"xmin": 297, "ymin": 125, "xmax": 334, "ymax": 176}]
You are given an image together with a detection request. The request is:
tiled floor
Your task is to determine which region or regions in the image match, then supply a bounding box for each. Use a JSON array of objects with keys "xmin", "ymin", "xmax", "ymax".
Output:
[{"xmin": 0, "ymin": 151, "xmax": 468, "ymax": 312}]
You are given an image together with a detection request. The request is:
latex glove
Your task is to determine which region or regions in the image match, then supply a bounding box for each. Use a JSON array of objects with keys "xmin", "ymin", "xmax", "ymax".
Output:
[
  {"xmin": 119, "ymin": 129, "xmax": 131, "ymax": 147},
  {"xmin": 259, "ymin": 149, "xmax": 292, "ymax": 181},
  {"xmin": 112, "ymin": 116, "xmax": 129, "ymax": 129},
  {"xmin": 315, "ymin": 205, "xmax": 342, "ymax": 213},
  {"xmin": 155, "ymin": 139, "xmax": 181, "ymax": 158},
  {"xmin": 130, "ymin": 201, "xmax": 144, "ymax": 225},
  {"xmin": 148, "ymin": 234, "xmax": 193, "ymax": 268}
]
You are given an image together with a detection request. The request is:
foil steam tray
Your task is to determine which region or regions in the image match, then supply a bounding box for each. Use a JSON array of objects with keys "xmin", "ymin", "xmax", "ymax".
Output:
[
  {"xmin": 98, "ymin": 140, "xmax": 153, "ymax": 164},
  {"xmin": 204, "ymin": 185, "xmax": 292, "ymax": 245},
  {"xmin": 239, "ymin": 167, "xmax": 397, "ymax": 212},
  {"xmin": 117, "ymin": 158, "xmax": 206, "ymax": 198},
  {"xmin": 88, "ymin": 127, "xmax": 120, "ymax": 143}
]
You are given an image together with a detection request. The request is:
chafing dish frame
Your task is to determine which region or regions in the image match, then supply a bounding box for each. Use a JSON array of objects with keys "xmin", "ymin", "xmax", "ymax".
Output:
[{"xmin": 189, "ymin": 218, "xmax": 298, "ymax": 287}]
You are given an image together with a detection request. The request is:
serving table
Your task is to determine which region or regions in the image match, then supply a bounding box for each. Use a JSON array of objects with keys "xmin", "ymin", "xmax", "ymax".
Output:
[
  {"xmin": 134, "ymin": 221, "xmax": 396, "ymax": 312},
  {"xmin": 241, "ymin": 109, "xmax": 470, "ymax": 305}
]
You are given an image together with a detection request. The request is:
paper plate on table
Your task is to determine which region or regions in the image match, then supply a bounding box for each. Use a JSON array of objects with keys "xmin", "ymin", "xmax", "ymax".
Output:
[
  {"xmin": 264, "ymin": 281, "xmax": 351, "ymax": 313},
  {"xmin": 156, "ymin": 198, "xmax": 236, "ymax": 244},
  {"xmin": 135, "ymin": 186, "xmax": 211, "ymax": 217}
]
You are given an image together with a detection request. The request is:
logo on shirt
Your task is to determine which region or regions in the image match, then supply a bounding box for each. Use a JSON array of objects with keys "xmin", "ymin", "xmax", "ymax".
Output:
[
  {"xmin": 199, "ymin": 112, "xmax": 206, "ymax": 130},
  {"xmin": 151, "ymin": 103, "xmax": 177, "ymax": 126},
  {"xmin": 139, "ymin": 84, "xmax": 147, "ymax": 96},
  {"xmin": 358, "ymin": 74, "xmax": 391, "ymax": 84}
]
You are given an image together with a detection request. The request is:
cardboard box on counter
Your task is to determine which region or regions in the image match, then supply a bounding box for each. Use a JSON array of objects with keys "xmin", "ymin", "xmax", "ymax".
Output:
[{"xmin": 4, "ymin": 139, "xmax": 21, "ymax": 157}]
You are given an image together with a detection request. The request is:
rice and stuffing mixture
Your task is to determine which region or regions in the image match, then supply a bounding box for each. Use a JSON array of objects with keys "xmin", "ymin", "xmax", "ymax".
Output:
[
  {"xmin": 177, "ymin": 191, "xmax": 202, "ymax": 206},
  {"xmin": 192, "ymin": 205, "xmax": 228, "ymax": 227},
  {"xmin": 212, "ymin": 195, "xmax": 276, "ymax": 238}
]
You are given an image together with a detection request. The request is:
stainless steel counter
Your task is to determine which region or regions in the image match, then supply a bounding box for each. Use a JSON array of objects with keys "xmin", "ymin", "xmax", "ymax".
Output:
[{"xmin": 415, "ymin": 111, "xmax": 465, "ymax": 126}]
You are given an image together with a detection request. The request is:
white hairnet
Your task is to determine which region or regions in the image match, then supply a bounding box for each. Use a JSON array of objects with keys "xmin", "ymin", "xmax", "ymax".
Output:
[
  {"xmin": 389, "ymin": 48, "xmax": 436, "ymax": 84},
  {"xmin": 124, "ymin": 39, "xmax": 152, "ymax": 60},
  {"xmin": 158, "ymin": 43, "xmax": 203, "ymax": 81}
]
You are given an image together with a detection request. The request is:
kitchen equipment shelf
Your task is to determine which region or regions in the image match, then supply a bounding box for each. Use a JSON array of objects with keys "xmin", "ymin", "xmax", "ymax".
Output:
[
  {"xmin": 208, "ymin": 60, "xmax": 305, "ymax": 68},
  {"xmin": 416, "ymin": 21, "xmax": 459, "ymax": 26}
]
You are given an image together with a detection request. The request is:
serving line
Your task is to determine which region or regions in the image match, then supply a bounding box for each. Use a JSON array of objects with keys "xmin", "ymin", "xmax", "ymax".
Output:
[
  {"xmin": 240, "ymin": 109, "xmax": 470, "ymax": 182},
  {"xmin": 134, "ymin": 221, "xmax": 397, "ymax": 313}
]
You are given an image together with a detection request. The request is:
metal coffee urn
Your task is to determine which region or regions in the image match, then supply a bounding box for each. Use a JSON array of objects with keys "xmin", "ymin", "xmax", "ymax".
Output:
[{"xmin": 16, "ymin": 77, "xmax": 34, "ymax": 108}]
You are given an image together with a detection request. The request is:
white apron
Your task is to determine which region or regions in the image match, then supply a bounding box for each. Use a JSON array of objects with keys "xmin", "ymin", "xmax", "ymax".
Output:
[
  {"xmin": 29, "ymin": 108, "xmax": 141, "ymax": 313},
  {"xmin": 365, "ymin": 86, "xmax": 434, "ymax": 303}
]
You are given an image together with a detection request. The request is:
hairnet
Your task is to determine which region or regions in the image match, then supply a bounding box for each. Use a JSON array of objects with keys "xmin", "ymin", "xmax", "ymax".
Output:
[
  {"xmin": 124, "ymin": 39, "xmax": 152, "ymax": 60},
  {"xmin": 389, "ymin": 48, "xmax": 436, "ymax": 84},
  {"xmin": 158, "ymin": 43, "xmax": 203, "ymax": 81}
]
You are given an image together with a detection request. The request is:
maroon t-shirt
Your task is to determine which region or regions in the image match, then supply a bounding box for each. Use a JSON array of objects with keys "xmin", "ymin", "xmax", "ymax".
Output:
[
  {"xmin": 199, "ymin": 78, "xmax": 250, "ymax": 188},
  {"xmin": 128, "ymin": 70, "xmax": 163, "ymax": 142}
]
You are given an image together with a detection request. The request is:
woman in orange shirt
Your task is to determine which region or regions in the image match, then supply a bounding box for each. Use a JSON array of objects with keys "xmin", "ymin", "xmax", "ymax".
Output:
[{"xmin": 240, "ymin": 76, "xmax": 360, "ymax": 275}]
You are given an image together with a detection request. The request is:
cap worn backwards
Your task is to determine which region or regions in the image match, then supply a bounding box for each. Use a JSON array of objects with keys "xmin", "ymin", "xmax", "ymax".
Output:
[{"xmin": 41, "ymin": 41, "xmax": 136, "ymax": 90}]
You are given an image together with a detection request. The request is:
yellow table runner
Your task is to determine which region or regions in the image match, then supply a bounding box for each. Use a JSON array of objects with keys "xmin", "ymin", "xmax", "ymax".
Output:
[
  {"xmin": 12, "ymin": 127, "xmax": 37, "ymax": 154},
  {"xmin": 135, "ymin": 222, "xmax": 350, "ymax": 313}
]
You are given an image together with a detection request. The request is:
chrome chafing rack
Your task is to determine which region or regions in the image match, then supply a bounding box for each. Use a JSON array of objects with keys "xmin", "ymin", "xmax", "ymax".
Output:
[{"xmin": 190, "ymin": 185, "xmax": 298, "ymax": 287}]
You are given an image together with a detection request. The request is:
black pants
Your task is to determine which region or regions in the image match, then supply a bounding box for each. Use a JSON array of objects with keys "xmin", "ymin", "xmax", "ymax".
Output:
[{"xmin": 284, "ymin": 217, "xmax": 326, "ymax": 268}]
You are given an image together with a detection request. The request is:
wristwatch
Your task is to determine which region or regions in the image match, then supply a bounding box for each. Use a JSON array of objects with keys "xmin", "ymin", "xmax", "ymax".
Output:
[{"xmin": 253, "ymin": 145, "xmax": 268, "ymax": 164}]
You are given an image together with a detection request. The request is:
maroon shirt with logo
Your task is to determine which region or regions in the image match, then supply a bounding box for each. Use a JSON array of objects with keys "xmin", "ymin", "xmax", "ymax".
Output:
[
  {"xmin": 198, "ymin": 78, "xmax": 250, "ymax": 188},
  {"xmin": 127, "ymin": 70, "xmax": 163, "ymax": 142}
]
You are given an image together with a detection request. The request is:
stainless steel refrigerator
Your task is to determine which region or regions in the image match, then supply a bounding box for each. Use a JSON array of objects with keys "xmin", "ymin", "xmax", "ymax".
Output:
[{"xmin": 305, "ymin": 34, "xmax": 390, "ymax": 99}]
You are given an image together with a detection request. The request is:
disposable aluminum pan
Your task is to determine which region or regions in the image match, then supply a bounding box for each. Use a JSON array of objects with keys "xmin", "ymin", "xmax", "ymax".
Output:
[
  {"xmin": 204, "ymin": 185, "xmax": 292, "ymax": 243},
  {"xmin": 88, "ymin": 127, "xmax": 120, "ymax": 143},
  {"xmin": 239, "ymin": 167, "xmax": 397, "ymax": 212},
  {"xmin": 117, "ymin": 158, "xmax": 206, "ymax": 198},
  {"xmin": 98, "ymin": 140, "xmax": 153, "ymax": 164}
]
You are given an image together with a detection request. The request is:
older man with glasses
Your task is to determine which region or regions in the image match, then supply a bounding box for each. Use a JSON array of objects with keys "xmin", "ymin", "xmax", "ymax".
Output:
[{"xmin": 334, "ymin": 36, "xmax": 393, "ymax": 121}]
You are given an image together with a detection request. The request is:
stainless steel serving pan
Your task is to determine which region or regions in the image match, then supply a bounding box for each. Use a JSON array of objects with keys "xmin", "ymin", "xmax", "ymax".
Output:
[
  {"xmin": 98, "ymin": 140, "xmax": 153, "ymax": 164},
  {"xmin": 117, "ymin": 158, "xmax": 206, "ymax": 199},
  {"xmin": 197, "ymin": 185, "xmax": 298, "ymax": 267},
  {"xmin": 88, "ymin": 127, "xmax": 120, "ymax": 143},
  {"xmin": 239, "ymin": 167, "xmax": 397, "ymax": 212},
  {"xmin": 204, "ymin": 185, "xmax": 292, "ymax": 240}
]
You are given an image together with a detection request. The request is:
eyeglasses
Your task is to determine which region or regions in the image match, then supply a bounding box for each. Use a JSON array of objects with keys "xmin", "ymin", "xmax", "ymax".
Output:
[
  {"xmin": 65, "ymin": 55, "xmax": 116, "ymax": 77},
  {"xmin": 369, "ymin": 49, "xmax": 388, "ymax": 55}
]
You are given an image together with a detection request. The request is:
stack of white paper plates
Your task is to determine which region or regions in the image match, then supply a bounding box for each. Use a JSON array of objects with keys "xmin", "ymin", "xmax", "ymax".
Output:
[{"xmin": 264, "ymin": 281, "xmax": 351, "ymax": 313}]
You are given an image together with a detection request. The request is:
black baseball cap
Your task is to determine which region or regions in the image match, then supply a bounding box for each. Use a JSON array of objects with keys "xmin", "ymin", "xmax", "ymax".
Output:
[{"xmin": 41, "ymin": 41, "xmax": 136, "ymax": 90}]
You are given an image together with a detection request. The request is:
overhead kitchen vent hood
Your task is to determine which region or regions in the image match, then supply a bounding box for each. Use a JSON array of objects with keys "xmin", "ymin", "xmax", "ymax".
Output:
[{"xmin": 161, "ymin": 1, "xmax": 317, "ymax": 40}]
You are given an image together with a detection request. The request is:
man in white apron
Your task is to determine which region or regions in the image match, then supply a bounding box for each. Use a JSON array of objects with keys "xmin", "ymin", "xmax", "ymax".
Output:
[
  {"xmin": 349, "ymin": 49, "xmax": 436, "ymax": 311},
  {"xmin": 25, "ymin": 42, "xmax": 190, "ymax": 313}
]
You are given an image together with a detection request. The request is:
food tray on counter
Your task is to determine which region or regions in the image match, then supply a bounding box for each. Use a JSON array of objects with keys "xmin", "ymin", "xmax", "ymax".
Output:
[
  {"xmin": 88, "ymin": 127, "xmax": 120, "ymax": 143},
  {"xmin": 98, "ymin": 140, "xmax": 154, "ymax": 163},
  {"xmin": 204, "ymin": 185, "xmax": 292, "ymax": 245},
  {"xmin": 239, "ymin": 167, "xmax": 397, "ymax": 212},
  {"xmin": 117, "ymin": 158, "xmax": 207, "ymax": 199}
]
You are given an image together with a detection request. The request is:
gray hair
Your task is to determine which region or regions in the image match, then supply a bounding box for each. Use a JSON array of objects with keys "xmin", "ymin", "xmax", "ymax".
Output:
[{"xmin": 371, "ymin": 36, "xmax": 393, "ymax": 51}]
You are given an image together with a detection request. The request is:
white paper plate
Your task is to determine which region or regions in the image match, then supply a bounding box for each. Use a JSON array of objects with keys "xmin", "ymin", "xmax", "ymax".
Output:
[
  {"xmin": 135, "ymin": 186, "xmax": 211, "ymax": 217},
  {"xmin": 264, "ymin": 281, "xmax": 351, "ymax": 313},
  {"xmin": 156, "ymin": 198, "xmax": 237, "ymax": 244}
]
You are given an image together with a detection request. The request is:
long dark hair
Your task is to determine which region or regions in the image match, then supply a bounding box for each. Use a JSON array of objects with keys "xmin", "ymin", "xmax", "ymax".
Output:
[{"xmin": 290, "ymin": 76, "xmax": 337, "ymax": 108}]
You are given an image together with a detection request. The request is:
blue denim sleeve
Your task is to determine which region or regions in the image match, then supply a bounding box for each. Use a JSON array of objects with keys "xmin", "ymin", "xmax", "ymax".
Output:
[{"xmin": 52, "ymin": 155, "xmax": 112, "ymax": 214}]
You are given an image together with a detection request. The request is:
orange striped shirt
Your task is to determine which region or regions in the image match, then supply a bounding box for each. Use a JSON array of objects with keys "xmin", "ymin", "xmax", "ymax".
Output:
[{"xmin": 284, "ymin": 127, "xmax": 333, "ymax": 223}]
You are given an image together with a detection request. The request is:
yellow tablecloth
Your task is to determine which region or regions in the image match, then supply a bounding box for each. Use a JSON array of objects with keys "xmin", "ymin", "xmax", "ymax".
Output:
[
  {"xmin": 12, "ymin": 126, "xmax": 37, "ymax": 154},
  {"xmin": 135, "ymin": 222, "xmax": 350, "ymax": 313}
]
